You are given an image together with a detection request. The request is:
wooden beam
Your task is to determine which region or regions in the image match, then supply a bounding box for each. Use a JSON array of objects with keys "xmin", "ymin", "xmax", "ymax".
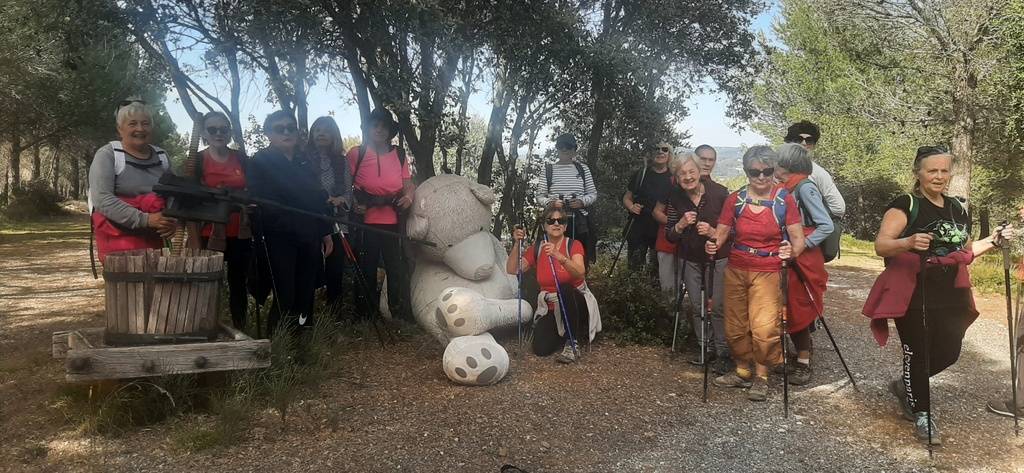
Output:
[{"xmin": 64, "ymin": 339, "xmax": 271, "ymax": 383}]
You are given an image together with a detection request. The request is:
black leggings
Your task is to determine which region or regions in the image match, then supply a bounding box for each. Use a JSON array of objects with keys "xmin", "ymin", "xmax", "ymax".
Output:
[
  {"xmin": 533, "ymin": 289, "xmax": 590, "ymax": 356},
  {"xmin": 265, "ymin": 234, "xmax": 322, "ymax": 334},
  {"xmin": 355, "ymin": 224, "xmax": 411, "ymax": 321},
  {"xmin": 322, "ymin": 233, "xmax": 345, "ymax": 316},
  {"xmin": 224, "ymin": 237, "xmax": 252, "ymax": 329},
  {"xmin": 626, "ymin": 232, "xmax": 656, "ymax": 271},
  {"xmin": 894, "ymin": 305, "xmax": 972, "ymax": 413}
]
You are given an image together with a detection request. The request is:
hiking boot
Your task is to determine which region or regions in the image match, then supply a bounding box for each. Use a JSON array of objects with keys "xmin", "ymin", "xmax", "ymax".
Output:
[
  {"xmin": 555, "ymin": 341, "xmax": 577, "ymax": 364},
  {"xmin": 713, "ymin": 371, "xmax": 752, "ymax": 388},
  {"xmin": 773, "ymin": 355, "xmax": 798, "ymax": 375},
  {"xmin": 987, "ymin": 399, "xmax": 1024, "ymax": 418},
  {"xmin": 914, "ymin": 412, "xmax": 941, "ymax": 446},
  {"xmin": 890, "ymin": 379, "xmax": 914, "ymax": 421},
  {"xmin": 711, "ymin": 356, "xmax": 736, "ymax": 376},
  {"xmin": 788, "ymin": 361, "xmax": 812, "ymax": 386},
  {"xmin": 747, "ymin": 376, "xmax": 769, "ymax": 402}
]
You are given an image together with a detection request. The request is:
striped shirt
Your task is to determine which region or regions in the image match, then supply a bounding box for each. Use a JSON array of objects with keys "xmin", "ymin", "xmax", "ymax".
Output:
[{"xmin": 539, "ymin": 161, "xmax": 598, "ymax": 212}]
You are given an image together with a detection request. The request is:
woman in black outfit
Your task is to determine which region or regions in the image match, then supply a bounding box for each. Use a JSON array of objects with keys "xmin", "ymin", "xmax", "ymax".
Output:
[{"xmin": 247, "ymin": 110, "xmax": 334, "ymax": 334}]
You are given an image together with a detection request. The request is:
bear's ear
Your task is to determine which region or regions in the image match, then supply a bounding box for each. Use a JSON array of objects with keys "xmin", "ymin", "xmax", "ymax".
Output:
[{"xmin": 469, "ymin": 183, "xmax": 495, "ymax": 205}]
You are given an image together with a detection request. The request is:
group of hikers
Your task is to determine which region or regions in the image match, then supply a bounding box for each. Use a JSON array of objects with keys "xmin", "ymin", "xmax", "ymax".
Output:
[{"xmin": 88, "ymin": 98, "xmax": 1021, "ymax": 447}]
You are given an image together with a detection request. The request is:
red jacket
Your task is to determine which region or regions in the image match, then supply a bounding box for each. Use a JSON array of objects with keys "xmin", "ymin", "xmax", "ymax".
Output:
[
  {"xmin": 93, "ymin": 193, "xmax": 165, "ymax": 262},
  {"xmin": 862, "ymin": 249, "xmax": 977, "ymax": 346}
]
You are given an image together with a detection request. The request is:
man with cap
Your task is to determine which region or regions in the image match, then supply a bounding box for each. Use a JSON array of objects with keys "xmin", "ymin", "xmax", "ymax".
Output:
[
  {"xmin": 540, "ymin": 133, "xmax": 599, "ymax": 266},
  {"xmin": 784, "ymin": 121, "xmax": 846, "ymax": 219},
  {"xmin": 348, "ymin": 108, "xmax": 416, "ymax": 322}
]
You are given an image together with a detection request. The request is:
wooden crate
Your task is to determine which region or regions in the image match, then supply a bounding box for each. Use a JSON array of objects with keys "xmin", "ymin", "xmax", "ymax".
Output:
[
  {"xmin": 52, "ymin": 323, "xmax": 270, "ymax": 383},
  {"xmin": 103, "ymin": 248, "xmax": 224, "ymax": 345}
]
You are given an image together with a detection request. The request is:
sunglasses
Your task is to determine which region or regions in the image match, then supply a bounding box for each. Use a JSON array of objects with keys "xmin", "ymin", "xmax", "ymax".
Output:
[
  {"xmin": 915, "ymin": 145, "xmax": 949, "ymax": 161},
  {"xmin": 656, "ymin": 146, "xmax": 671, "ymax": 153},
  {"xmin": 272, "ymin": 124, "xmax": 298, "ymax": 135},
  {"xmin": 207, "ymin": 126, "xmax": 231, "ymax": 137},
  {"xmin": 546, "ymin": 217, "xmax": 566, "ymax": 226},
  {"xmin": 786, "ymin": 135, "xmax": 818, "ymax": 145},
  {"xmin": 745, "ymin": 167, "xmax": 775, "ymax": 178}
]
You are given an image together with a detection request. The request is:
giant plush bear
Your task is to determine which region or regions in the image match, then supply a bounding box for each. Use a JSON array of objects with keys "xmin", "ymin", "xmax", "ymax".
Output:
[{"xmin": 404, "ymin": 174, "xmax": 531, "ymax": 386}]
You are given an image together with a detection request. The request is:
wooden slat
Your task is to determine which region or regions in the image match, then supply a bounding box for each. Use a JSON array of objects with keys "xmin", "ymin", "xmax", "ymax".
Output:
[
  {"xmin": 126, "ymin": 256, "xmax": 138, "ymax": 334},
  {"xmin": 190, "ymin": 256, "xmax": 208, "ymax": 334},
  {"xmin": 53, "ymin": 328, "xmax": 108, "ymax": 359},
  {"xmin": 208, "ymin": 254, "xmax": 224, "ymax": 332},
  {"xmin": 163, "ymin": 256, "xmax": 183, "ymax": 335},
  {"xmin": 64, "ymin": 338, "xmax": 271, "ymax": 383},
  {"xmin": 131, "ymin": 255, "xmax": 146, "ymax": 334},
  {"xmin": 115, "ymin": 255, "xmax": 128, "ymax": 334},
  {"xmin": 147, "ymin": 255, "xmax": 168, "ymax": 333},
  {"xmin": 103, "ymin": 256, "xmax": 116, "ymax": 333},
  {"xmin": 176, "ymin": 257, "xmax": 196, "ymax": 334}
]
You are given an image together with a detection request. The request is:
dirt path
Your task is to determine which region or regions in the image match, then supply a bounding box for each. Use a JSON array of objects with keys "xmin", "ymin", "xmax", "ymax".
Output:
[{"xmin": 2, "ymin": 217, "xmax": 1023, "ymax": 472}]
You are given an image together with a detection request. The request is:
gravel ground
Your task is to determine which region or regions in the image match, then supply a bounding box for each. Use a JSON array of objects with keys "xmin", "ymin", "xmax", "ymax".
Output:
[{"xmin": 3, "ymin": 219, "xmax": 1024, "ymax": 472}]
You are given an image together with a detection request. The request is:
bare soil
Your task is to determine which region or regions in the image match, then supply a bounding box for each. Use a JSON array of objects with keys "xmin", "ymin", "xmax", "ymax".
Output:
[{"xmin": 2, "ymin": 215, "xmax": 1023, "ymax": 472}]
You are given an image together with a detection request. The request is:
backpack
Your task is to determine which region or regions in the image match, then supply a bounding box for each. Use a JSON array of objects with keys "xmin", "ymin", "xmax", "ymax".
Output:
[
  {"xmin": 733, "ymin": 185, "xmax": 790, "ymax": 235},
  {"xmin": 899, "ymin": 193, "xmax": 966, "ymax": 238},
  {"xmin": 353, "ymin": 144, "xmax": 407, "ymax": 181},
  {"xmin": 792, "ymin": 178, "xmax": 841, "ymax": 262},
  {"xmin": 544, "ymin": 161, "xmax": 589, "ymax": 196},
  {"xmin": 87, "ymin": 141, "xmax": 171, "ymax": 278}
]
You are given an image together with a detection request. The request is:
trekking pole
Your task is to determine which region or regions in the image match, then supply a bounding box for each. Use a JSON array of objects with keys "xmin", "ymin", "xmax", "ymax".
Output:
[
  {"xmin": 997, "ymin": 222, "xmax": 1020, "ymax": 436},
  {"xmin": 515, "ymin": 223, "xmax": 525, "ymax": 354},
  {"xmin": 780, "ymin": 259, "xmax": 791, "ymax": 419},
  {"xmin": 702, "ymin": 257, "xmax": 713, "ymax": 402},
  {"xmin": 544, "ymin": 233, "xmax": 579, "ymax": 357},
  {"xmin": 606, "ymin": 216, "xmax": 634, "ymax": 276},
  {"xmin": 790, "ymin": 264, "xmax": 858, "ymax": 391},
  {"xmin": 671, "ymin": 242, "xmax": 687, "ymax": 353},
  {"xmin": 339, "ymin": 231, "xmax": 391, "ymax": 348},
  {"xmin": 918, "ymin": 252, "xmax": 934, "ymax": 455}
]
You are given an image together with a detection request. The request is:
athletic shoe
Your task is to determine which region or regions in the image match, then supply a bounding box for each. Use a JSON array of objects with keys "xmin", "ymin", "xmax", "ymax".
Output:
[
  {"xmin": 713, "ymin": 371, "xmax": 752, "ymax": 388},
  {"xmin": 747, "ymin": 376, "xmax": 769, "ymax": 402},
  {"xmin": 773, "ymin": 355, "xmax": 798, "ymax": 374},
  {"xmin": 788, "ymin": 361, "xmax": 812, "ymax": 386},
  {"xmin": 555, "ymin": 341, "xmax": 577, "ymax": 364},
  {"xmin": 987, "ymin": 399, "xmax": 1024, "ymax": 418},
  {"xmin": 889, "ymin": 379, "xmax": 914, "ymax": 421},
  {"xmin": 914, "ymin": 412, "xmax": 941, "ymax": 445}
]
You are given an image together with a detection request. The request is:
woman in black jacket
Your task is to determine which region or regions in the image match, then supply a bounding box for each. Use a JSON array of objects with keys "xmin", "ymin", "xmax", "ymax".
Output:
[{"xmin": 247, "ymin": 110, "xmax": 334, "ymax": 334}]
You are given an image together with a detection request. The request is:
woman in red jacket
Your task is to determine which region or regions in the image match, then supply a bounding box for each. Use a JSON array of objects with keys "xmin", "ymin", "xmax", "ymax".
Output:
[
  {"xmin": 196, "ymin": 111, "xmax": 251, "ymax": 330},
  {"xmin": 868, "ymin": 146, "xmax": 1014, "ymax": 445}
]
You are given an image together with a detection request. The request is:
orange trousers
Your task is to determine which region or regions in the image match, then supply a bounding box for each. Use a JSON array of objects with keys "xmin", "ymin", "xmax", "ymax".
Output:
[{"xmin": 723, "ymin": 266, "xmax": 783, "ymax": 369}]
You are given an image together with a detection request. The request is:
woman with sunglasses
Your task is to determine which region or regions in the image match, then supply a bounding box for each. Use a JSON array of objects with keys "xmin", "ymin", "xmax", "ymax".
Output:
[
  {"xmin": 308, "ymin": 116, "xmax": 353, "ymax": 318},
  {"xmin": 705, "ymin": 146, "xmax": 805, "ymax": 402},
  {"xmin": 622, "ymin": 142, "xmax": 673, "ymax": 271},
  {"xmin": 195, "ymin": 111, "xmax": 252, "ymax": 330},
  {"xmin": 507, "ymin": 205, "xmax": 600, "ymax": 363},
  {"xmin": 865, "ymin": 146, "xmax": 1014, "ymax": 445},
  {"xmin": 773, "ymin": 143, "xmax": 834, "ymax": 386},
  {"xmin": 247, "ymin": 110, "xmax": 334, "ymax": 335},
  {"xmin": 88, "ymin": 99, "xmax": 176, "ymax": 263}
]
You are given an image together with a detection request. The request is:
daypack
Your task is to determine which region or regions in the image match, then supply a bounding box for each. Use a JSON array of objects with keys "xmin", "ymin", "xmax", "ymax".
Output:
[
  {"xmin": 353, "ymin": 144, "xmax": 407, "ymax": 180},
  {"xmin": 733, "ymin": 185, "xmax": 790, "ymax": 233},
  {"xmin": 792, "ymin": 178, "xmax": 841, "ymax": 262},
  {"xmin": 899, "ymin": 193, "xmax": 966, "ymax": 238},
  {"xmin": 87, "ymin": 141, "xmax": 171, "ymax": 278}
]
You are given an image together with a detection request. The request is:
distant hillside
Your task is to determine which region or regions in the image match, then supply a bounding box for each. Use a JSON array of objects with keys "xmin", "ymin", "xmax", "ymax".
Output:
[{"xmin": 710, "ymin": 146, "xmax": 744, "ymax": 179}]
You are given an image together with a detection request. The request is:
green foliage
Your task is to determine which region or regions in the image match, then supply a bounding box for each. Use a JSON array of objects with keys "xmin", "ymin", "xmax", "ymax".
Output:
[
  {"xmin": 588, "ymin": 258, "xmax": 673, "ymax": 346},
  {"xmin": 2, "ymin": 180, "xmax": 68, "ymax": 221}
]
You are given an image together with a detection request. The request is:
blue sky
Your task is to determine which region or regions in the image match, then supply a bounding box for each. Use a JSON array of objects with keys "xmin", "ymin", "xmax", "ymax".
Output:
[{"xmin": 166, "ymin": 3, "xmax": 778, "ymax": 149}]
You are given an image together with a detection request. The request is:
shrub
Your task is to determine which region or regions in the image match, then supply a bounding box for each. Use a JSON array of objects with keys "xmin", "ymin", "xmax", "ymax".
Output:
[
  {"xmin": 588, "ymin": 258, "xmax": 674, "ymax": 346},
  {"xmin": 2, "ymin": 180, "xmax": 66, "ymax": 221}
]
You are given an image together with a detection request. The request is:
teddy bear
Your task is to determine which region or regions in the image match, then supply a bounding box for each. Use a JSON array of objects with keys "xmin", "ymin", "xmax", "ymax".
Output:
[{"xmin": 404, "ymin": 174, "xmax": 531, "ymax": 386}]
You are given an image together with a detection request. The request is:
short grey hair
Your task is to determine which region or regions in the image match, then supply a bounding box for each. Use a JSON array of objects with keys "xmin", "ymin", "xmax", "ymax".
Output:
[
  {"xmin": 742, "ymin": 145, "xmax": 777, "ymax": 169},
  {"xmin": 669, "ymin": 151, "xmax": 701, "ymax": 175},
  {"xmin": 776, "ymin": 143, "xmax": 813, "ymax": 174},
  {"xmin": 115, "ymin": 101, "xmax": 153, "ymax": 127}
]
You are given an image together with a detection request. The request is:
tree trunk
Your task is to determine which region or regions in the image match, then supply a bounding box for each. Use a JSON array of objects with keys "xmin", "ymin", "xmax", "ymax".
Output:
[
  {"xmin": 478, "ymin": 67, "xmax": 513, "ymax": 186},
  {"xmin": 31, "ymin": 145, "xmax": 41, "ymax": 181},
  {"xmin": 293, "ymin": 53, "xmax": 309, "ymax": 134},
  {"xmin": 585, "ymin": 70, "xmax": 607, "ymax": 170},
  {"xmin": 50, "ymin": 145, "xmax": 61, "ymax": 192},
  {"xmin": 225, "ymin": 45, "xmax": 246, "ymax": 155},
  {"xmin": 72, "ymin": 151, "xmax": 84, "ymax": 200},
  {"xmin": 345, "ymin": 52, "xmax": 372, "ymax": 135},
  {"xmin": 492, "ymin": 94, "xmax": 532, "ymax": 238},
  {"xmin": 9, "ymin": 133, "xmax": 22, "ymax": 189},
  {"xmin": 977, "ymin": 204, "xmax": 990, "ymax": 238},
  {"xmin": 454, "ymin": 53, "xmax": 476, "ymax": 176},
  {"xmin": 948, "ymin": 64, "xmax": 975, "ymax": 208}
]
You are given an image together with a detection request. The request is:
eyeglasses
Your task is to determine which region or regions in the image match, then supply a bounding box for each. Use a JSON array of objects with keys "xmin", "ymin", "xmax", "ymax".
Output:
[
  {"xmin": 786, "ymin": 135, "xmax": 818, "ymax": 145},
  {"xmin": 745, "ymin": 167, "xmax": 775, "ymax": 178},
  {"xmin": 546, "ymin": 218, "xmax": 566, "ymax": 226},
  {"xmin": 207, "ymin": 126, "xmax": 231, "ymax": 137},
  {"xmin": 271, "ymin": 124, "xmax": 298, "ymax": 135}
]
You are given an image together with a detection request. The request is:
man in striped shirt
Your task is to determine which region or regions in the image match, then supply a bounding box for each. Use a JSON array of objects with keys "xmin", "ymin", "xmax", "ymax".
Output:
[{"xmin": 540, "ymin": 134, "xmax": 599, "ymax": 265}]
